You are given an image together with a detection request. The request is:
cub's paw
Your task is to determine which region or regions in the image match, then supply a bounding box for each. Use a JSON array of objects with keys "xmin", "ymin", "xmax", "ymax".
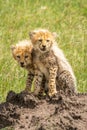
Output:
[
  {"xmin": 48, "ymin": 90, "xmax": 57, "ymax": 98},
  {"xmin": 33, "ymin": 88, "xmax": 41, "ymax": 96},
  {"xmin": 24, "ymin": 87, "xmax": 31, "ymax": 93}
]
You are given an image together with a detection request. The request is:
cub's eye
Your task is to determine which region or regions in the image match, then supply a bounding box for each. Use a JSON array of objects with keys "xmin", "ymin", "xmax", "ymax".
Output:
[
  {"xmin": 38, "ymin": 39, "xmax": 42, "ymax": 42},
  {"xmin": 25, "ymin": 55, "xmax": 28, "ymax": 58},
  {"xmin": 46, "ymin": 39, "xmax": 50, "ymax": 42},
  {"xmin": 16, "ymin": 55, "xmax": 20, "ymax": 59}
]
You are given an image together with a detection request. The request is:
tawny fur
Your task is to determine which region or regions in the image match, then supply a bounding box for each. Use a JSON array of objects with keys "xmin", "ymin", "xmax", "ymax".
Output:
[
  {"xmin": 29, "ymin": 29, "xmax": 76, "ymax": 97},
  {"xmin": 11, "ymin": 40, "xmax": 34, "ymax": 91},
  {"xmin": 11, "ymin": 40, "xmax": 46, "ymax": 94}
]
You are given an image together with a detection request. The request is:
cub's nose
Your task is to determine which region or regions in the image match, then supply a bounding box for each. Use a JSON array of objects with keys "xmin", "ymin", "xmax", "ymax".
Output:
[
  {"xmin": 42, "ymin": 45, "xmax": 46, "ymax": 48},
  {"xmin": 20, "ymin": 62, "xmax": 24, "ymax": 67}
]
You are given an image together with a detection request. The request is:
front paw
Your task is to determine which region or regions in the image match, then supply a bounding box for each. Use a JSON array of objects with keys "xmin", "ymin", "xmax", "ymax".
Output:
[
  {"xmin": 48, "ymin": 90, "xmax": 57, "ymax": 97},
  {"xmin": 34, "ymin": 87, "xmax": 41, "ymax": 96},
  {"xmin": 24, "ymin": 87, "xmax": 31, "ymax": 93}
]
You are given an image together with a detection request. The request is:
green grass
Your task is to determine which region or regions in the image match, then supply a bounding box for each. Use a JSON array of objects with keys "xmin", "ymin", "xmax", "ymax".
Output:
[
  {"xmin": 0, "ymin": 127, "xmax": 14, "ymax": 130},
  {"xmin": 0, "ymin": 0, "xmax": 87, "ymax": 102}
]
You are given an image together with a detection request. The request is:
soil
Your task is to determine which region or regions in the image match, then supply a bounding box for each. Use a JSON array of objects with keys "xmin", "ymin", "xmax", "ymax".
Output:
[{"xmin": 0, "ymin": 90, "xmax": 87, "ymax": 130}]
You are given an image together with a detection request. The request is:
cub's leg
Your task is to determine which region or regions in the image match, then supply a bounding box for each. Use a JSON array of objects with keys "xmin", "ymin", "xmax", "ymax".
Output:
[
  {"xmin": 57, "ymin": 70, "xmax": 76, "ymax": 94},
  {"xmin": 48, "ymin": 65, "xmax": 58, "ymax": 97},
  {"xmin": 33, "ymin": 70, "xmax": 44, "ymax": 95},
  {"xmin": 25, "ymin": 70, "xmax": 34, "ymax": 92},
  {"xmin": 38, "ymin": 75, "xmax": 45, "ymax": 95}
]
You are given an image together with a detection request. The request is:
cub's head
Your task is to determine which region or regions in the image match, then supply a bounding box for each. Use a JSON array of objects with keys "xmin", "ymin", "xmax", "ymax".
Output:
[
  {"xmin": 11, "ymin": 40, "xmax": 33, "ymax": 68},
  {"xmin": 29, "ymin": 29, "xmax": 56, "ymax": 53}
]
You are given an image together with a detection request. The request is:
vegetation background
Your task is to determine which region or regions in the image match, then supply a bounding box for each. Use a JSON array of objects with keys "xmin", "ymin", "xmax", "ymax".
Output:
[{"xmin": 0, "ymin": 0, "xmax": 87, "ymax": 102}]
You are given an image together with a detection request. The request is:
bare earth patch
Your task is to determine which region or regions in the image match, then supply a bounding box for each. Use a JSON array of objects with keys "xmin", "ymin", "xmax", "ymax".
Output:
[{"xmin": 0, "ymin": 90, "xmax": 87, "ymax": 130}]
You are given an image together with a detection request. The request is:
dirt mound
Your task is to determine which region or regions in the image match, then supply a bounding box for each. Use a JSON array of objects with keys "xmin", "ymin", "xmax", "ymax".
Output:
[{"xmin": 0, "ymin": 90, "xmax": 87, "ymax": 130}]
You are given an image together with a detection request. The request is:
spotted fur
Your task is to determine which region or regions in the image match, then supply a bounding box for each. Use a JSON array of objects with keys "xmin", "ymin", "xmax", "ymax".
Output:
[
  {"xmin": 11, "ymin": 40, "xmax": 46, "ymax": 95},
  {"xmin": 11, "ymin": 40, "xmax": 34, "ymax": 91},
  {"xmin": 29, "ymin": 29, "xmax": 76, "ymax": 97}
]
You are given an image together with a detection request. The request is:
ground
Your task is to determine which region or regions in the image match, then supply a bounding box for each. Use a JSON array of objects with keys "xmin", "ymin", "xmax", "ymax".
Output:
[{"xmin": 0, "ymin": 90, "xmax": 87, "ymax": 130}]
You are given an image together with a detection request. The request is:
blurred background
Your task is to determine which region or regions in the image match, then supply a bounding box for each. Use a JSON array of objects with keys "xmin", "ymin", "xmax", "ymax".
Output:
[{"xmin": 0, "ymin": 0, "xmax": 87, "ymax": 102}]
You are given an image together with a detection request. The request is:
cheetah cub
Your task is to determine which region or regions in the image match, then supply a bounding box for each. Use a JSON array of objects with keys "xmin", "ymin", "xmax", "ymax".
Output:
[
  {"xmin": 11, "ymin": 40, "xmax": 46, "ymax": 95},
  {"xmin": 11, "ymin": 40, "xmax": 34, "ymax": 92},
  {"xmin": 29, "ymin": 29, "xmax": 76, "ymax": 97}
]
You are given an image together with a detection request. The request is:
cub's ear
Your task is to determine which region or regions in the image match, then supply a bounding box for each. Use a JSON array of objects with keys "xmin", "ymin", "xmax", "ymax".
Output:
[
  {"xmin": 10, "ymin": 45, "xmax": 16, "ymax": 51},
  {"xmin": 29, "ymin": 31, "xmax": 36, "ymax": 39},
  {"xmin": 52, "ymin": 32, "xmax": 59, "ymax": 39}
]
